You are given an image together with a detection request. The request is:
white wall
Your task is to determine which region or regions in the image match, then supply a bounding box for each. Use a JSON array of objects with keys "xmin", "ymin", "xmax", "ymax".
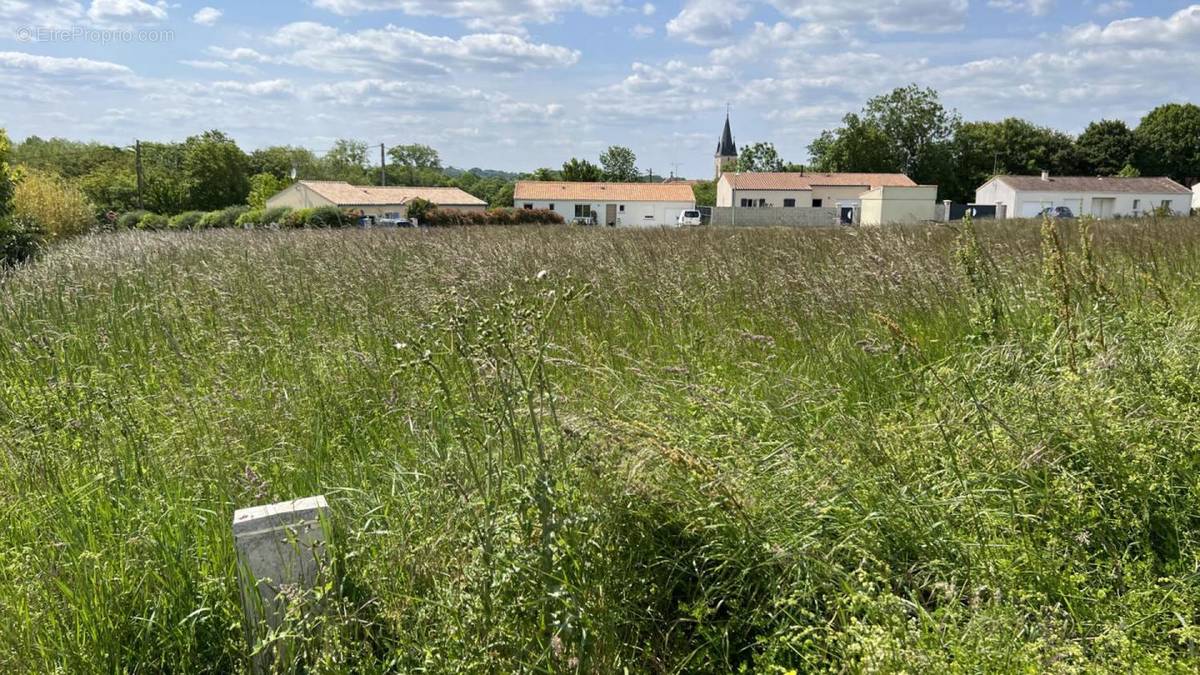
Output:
[
  {"xmin": 520, "ymin": 199, "xmax": 694, "ymax": 227},
  {"xmin": 975, "ymin": 180, "xmax": 1191, "ymax": 218},
  {"xmin": 1192, "ymin": 184, "xmax": 1200, "ymax": 211}
]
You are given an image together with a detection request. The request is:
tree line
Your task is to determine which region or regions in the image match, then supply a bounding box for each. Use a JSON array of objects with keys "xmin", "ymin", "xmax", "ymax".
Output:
[{"xmin": 723, "ymin": 84, "xmax": 1200, "ymax": 204}]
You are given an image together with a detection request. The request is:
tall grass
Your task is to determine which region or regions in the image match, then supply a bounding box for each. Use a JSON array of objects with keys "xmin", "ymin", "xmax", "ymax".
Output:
[{"xmin": 3, "ymin": 218, "xmax": 1200, "ymax": 672}]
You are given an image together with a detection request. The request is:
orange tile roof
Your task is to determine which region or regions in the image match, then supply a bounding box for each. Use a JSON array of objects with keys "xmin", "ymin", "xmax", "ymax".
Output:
[
  {"xmin": 722, "ymin": 172, "xmax": 917, "ymax": 190},
  {"xmin": 514, "ymin": 181, "xmax": 696, "ymax": 202},
  {"xmin": 299, "ymin": 181, "xmax": 486, "ymax": 206}
]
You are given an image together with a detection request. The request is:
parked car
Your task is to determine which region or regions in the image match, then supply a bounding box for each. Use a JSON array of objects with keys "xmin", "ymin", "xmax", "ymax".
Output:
[
  {"xmin": 1040, "ymin": 206, "xmax": 1075, "ymax": 219},
  {"xmin": 378, "ymin": 212, "xmax": 414, "ymax": 227},
  {"xmin": 677, "ymin": 209, "xmax": 703, "ymax": 226}
]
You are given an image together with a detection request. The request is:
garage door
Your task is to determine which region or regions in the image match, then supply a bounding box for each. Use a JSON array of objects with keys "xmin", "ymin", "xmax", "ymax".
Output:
[{"xmin": 1020, "ymin": 202, "xmax": 1047, "ymax": 217}]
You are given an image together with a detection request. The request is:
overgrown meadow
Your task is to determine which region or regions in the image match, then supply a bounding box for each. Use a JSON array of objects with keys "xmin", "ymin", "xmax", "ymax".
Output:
[{"xmin": 2, "ymin": 220, "xmax": 1200, "ymax": 672}]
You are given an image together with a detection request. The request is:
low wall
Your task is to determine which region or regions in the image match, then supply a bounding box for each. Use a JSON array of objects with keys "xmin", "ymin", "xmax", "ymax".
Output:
[{"xmin": 710, "ymin": 207, "xmax": 840, "ymax": 227}]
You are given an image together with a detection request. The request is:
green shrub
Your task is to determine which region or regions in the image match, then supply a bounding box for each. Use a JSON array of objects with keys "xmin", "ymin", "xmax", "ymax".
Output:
[
  {"xmin": 405, "ymin": 197, "xmax": 435, "ymax": 224},
  {"xmin": 236, "ymin": 209, "xmax": 264, "ymax": 228},
  {"xmin": 197, "ymin": 211, "xmax": 222, "ymax": 229},
  {"xmin": 137, "ymin": 213, "xmax": 169, "ymax": 231},
  {"xmin": 306, "ymin": 206, "xmax": 348, "ymax": 228},
  {"xmin": 117, "ymin": 210, "xmax": 149, "ymax": 230},
  {"xmin": 0, "ymin": 216, "xmax": 41, "ymax": 267},
  {"xmin": 169, "ymin": 211, "xmax": 205, "ymax": 230},
  {"xmin": 282, "ymin": 208, "xmax": 312, "ymax": 229},
  {"xmin": 261, "ymin": 206, "xmax": 292, "ymax": 226}
]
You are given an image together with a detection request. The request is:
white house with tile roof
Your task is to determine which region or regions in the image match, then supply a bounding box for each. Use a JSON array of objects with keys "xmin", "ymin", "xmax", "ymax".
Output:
[
  {"xmin": 514, "ymin": 181, "xmax": 696, "ymax": 227},
  {"xmin": 976, "ymin": 174, "xmax": 1193, "ymax": 218},
  {"xmin": 266, "ymin": 181, "xmax": 486, "ymax": 220}
]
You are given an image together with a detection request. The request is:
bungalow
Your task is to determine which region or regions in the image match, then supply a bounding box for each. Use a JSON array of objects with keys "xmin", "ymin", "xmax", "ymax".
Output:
[
  {"xmin": 975, "ymin": 174, "xmax": 1192, "ymax": 219},
  {"xmin": 716, "ymin": 172, "xmax": 935, "ymax": 225},
  {"xmin": 265, "ymin": 181, "xmax": 486, "ymax": 221},
  {"xmin": 513, "ymin": 181, "xmax": 696, "ymax": 227}
]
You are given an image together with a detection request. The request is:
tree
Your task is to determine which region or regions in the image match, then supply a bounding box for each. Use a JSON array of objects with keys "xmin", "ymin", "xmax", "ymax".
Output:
[
  {"xmin": 1077, "ymin": 119, "xmax": 1138, "ymax": 177},
  {"xmin": 951, "ymin": 118, "xmax": 1082, "ymax": 202},
  {"xmin": 737, "ymin": 142, "xmax": 786, "ymax": 172},
  {"xmin": 248, "ymin": 173, "xmax": 287, "ymax": 209},
  {"xmin": 387, "ymin": 144, "xmax": 445, "ymax": 186},
  {"xmin": 1135, "ymin": 103, "xmax": 1200, "ymax": 183},
  {"xmin": 320, "ymin": 139, "xmax": 371, "ymax": 184},
  {"xmin": 249, "ymin": 146, "xmax": 319, "ymax": 181},
  {"xmin": 600, "ymin": 145, "xmax": 639, "ymax": 182},
  {"xmin": 489, "ymin": 183, "xmax": 515, "ymax": 208},
  {"xmin": 0, "ymin": 129, "xmax": 16, "ymax": 221},
  {"xmin": 12, "ymin": 137, "xmax": 125, "ymax": 179},
  {"xmin": 810, "ymin": 85, "xmax": 960, "ymax": 197},
  {"xmin": 562, "ymin": 158, "xmax": 602, "ymax": 182},
  {"xmin": 692, "ymin": 180, "xmax": 716, "ymax": 207},
  {"xmin": 183, "ymin": 130, "xmax": 250, "ymax": 211},
  {"xmin": 529, "ymin": 168, "xmax": 560, "ymax": 181}
]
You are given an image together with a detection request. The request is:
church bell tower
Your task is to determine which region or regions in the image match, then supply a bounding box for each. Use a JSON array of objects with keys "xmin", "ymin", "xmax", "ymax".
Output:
[{"xmin": 714, "ymin": 112, "xmax": 738, "ymax": 180}]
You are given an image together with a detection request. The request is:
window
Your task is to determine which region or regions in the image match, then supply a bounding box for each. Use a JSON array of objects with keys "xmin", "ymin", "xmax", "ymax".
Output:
[
  {"xmin": 548, "ymin": 203, "xmax": 555, "ymax": 211},
  {"xmin": 574, "ymin": 204, "xmax": 591, "ymax": 218},
  {"xmin": 783, "ymin": 199, "xmax": 796, "ymax": 208},
  {"xmin": 758, "ymin": 199, "xmax": 767, "ymax": 208},
  {"xmin": 812, "ymin": 199, "xmax": 823, "ymax": 208},
  {"xmin": 1132, "ymin": 199, "xmax": 1140, "ymax": 211},
  {"xmin": 619, "ymin": 205, "xmax": 625, "ymax": 212},
  {"xmin": 523, "ymin": 203, "xmax": 534, "ymax": 210},
  {"xmin": 740, "ymin": 198, "xmax": 754, "ymax": 208}
]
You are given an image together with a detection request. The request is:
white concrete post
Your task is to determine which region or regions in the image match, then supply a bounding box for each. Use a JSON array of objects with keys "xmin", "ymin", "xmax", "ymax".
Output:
[
  {"xmin": 943, "ymin": 200, "xmax": 952, "ymax": 222},
  {"xmin": 234, "ymin": 495, "xmax": 332, "ymax": 674}
]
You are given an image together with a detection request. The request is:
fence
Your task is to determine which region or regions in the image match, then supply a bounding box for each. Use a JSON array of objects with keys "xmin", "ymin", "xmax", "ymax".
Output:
[{"xmin": 710, "ymin": 207, "xmax": 840, "ymax": 228}]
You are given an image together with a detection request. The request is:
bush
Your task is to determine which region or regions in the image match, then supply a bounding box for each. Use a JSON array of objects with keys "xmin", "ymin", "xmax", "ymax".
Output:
[
  {"xmin": 306, "ymin": 206, "xmax": 349, "ymax": 228},
  {"xmin": 117, "ymin": 210, "xmax": 149, "ymax": 229},
  {"xmin": 406, "ymin": 197, "xmax": 435, "ymax": 224},
  {"xmin": 0, "ymin": 216, "xmax": 41, "ymax": 267},
  {"xmin": 282, "ymin": 208, "xmax": 312, "ymax": 229},
  {"xmin": 197, "ymin": 211, "xmax": 222, "ymax": 229},
  {"xmin": 261, "ymin": 206, "xmax": 292, "ymax": 227},
  {"xmin": 420, "ymin": 208, "xmax": 563, "ymax": 228},
  {"xmin": 169, "ymin": 211, "xmax": 205, "ymax": 230},
  {"xmin": 11, "ymin": 169, "xmax": 97, "ymax": 241},
  {"xmin": 236, "ymin": 209, "xmax": 264, "ymax": 228},
  {"xmin": 137, "ymin": 213, "xmax": 169, "ymax": 230}
]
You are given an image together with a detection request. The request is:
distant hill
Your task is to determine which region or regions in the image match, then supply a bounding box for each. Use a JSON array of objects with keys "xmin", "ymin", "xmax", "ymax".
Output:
[{"xmin": 444, "ymin": 167, "xmax": 523, "ymax": 181}]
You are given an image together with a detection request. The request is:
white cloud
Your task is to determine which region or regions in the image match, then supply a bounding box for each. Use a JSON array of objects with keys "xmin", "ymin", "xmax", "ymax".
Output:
[
  {"xmin": 0, "ymin": 50, "xmax": 130, "ymax": 75},
  {"xmin": 642, "ymin": 2, "xmax": 655, "ymax": 15},
  {"xmin": 86, "ymin": 0, "xmax": 168, "ymax": 26},
  {"xmin": 1095, "ymin": 0, "xmax": 1131, "ymax": 16},
  {"xmin": 180, "ymin": 59, "xmax": 257, "ymax": 74},
  {"xmin": 767, "ymin": 0, "xmax": 969, "ymax": 32},
  {"xmin": 587, "ymin": 60, "xmax": 732, "ymax": 120},
  {"xmin": 1066, "ymin": 5, "xmax": 1200, "ymax": 45},
  {"xmin": 666, "ymin": 0, "xmax": 751, "ymax": 45},
  {"xmin": 258, "ymin": 21, "xmax": 579, "ymax": 75},
  {"xmin": 308, "ymin": 0, "xmax": 622, "ymax": 32},
  {"xmin": 987, "ymin": 0, "xmax": 1054, "ymax": 17},
  {"xmin": 211, "ymin": 79, "xmax": 294, "ymax": 97},
  {"xmin": 0, "ymin": 0, "xmax": 83, "ymax": 29},
  {"xmin": 192, "ymin": 6, "xmax": 222, "ymax": 26},
  {"xmin": 631, "ymin": 23, "xmax": 653, "ymax": 38},
  {"xmin": 208, "ymin": 46, "xmax": 281, "ymax": 64}
]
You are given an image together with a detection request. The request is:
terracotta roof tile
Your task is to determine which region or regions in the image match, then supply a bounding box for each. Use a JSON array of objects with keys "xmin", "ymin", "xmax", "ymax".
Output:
[
  {"xmin": 722, "ymin": 172, "xmax": 916, "ymax": 190},
  {"xmin": 514, "ymin": 181, "xmax": 696, "ymax": 202},
  {"xmin": 994, "ymin": 175, "xmax": 1191, "ymax": 194},
  {"xmin": 299, "ymin": 181, "xmax": 486, "ymax": 206}
]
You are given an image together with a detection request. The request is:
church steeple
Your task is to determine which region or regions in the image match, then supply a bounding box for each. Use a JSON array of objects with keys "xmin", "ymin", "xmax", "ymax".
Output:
[{"xmin": 715, "ymin": 110, "xmax": 738, "ymax": 180}]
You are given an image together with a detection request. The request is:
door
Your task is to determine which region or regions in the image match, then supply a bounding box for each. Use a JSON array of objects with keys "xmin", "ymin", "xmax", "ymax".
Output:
[
  {"xmin": 1090, "ymin": 198, "xmax": 1114, "ymax": 218},
  {"xmin": 839, "ymin": 207, "xmax": 855, "ymax": 224},
  {"xmin": 605, "ymin": 204, "xmax": 618, "ymax": 227}
]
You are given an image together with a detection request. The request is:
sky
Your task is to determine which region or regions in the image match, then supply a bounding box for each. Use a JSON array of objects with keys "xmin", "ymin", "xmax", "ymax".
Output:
[{"xmin": 0, "ymin": 0, "xmax": 1197, "ymax": 178}]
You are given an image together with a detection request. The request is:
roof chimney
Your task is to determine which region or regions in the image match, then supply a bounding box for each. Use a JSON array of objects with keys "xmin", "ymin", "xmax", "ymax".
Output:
[{"xmin": 1041, "ymin": 170, "xmax": 1050, "ymax": 182}]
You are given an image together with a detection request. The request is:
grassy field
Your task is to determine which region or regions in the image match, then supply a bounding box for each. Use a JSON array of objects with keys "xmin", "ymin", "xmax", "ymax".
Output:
[{"xmin": 3, "ymin": 219, "xmax": 1200, "ymax": 672}]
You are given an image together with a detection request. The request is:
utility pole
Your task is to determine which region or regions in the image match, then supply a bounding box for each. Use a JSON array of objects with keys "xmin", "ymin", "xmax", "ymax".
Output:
[
  {"xmin": 135, "ymin": 140, "xmax": 144, "ymax": 210},
  {"xmin": 380, "ymin": 143, "xmax": 387, "ymax": 186}
]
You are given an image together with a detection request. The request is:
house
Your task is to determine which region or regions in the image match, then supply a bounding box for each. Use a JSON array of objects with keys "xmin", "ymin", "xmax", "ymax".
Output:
[
  {"xmin": 513, "ymin": 181, "xmax": 696, "ymax": 227},
  {"xmin": 265, "ymin": 181, "xmax": 487, "ymax": 220},
  {"xmin": 975, "ymin": 174, "xmax": 1192, "ymax": 219},
  {"xmin": 716, "ymin": 172, "xmax": 933, "ymax": 224}
]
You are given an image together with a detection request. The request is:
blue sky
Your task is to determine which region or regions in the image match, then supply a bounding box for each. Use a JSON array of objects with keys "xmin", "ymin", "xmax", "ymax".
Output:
[{"xmin": 0, "ymin": 0, "xmax": 1197, "ymax": 178}]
